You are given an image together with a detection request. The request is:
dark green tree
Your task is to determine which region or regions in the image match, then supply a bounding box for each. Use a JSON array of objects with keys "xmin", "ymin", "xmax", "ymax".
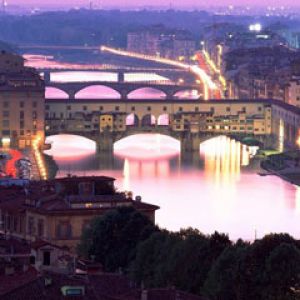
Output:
[
  {"xmin": 262, "ymin": 243, "xmax": 300, "ymax": 300},
  {"xmin": 203, "ymin": 241, "xmax": 249, "ymax": 300},
  {"xmin": 77, "ymin": 207, "xmax": 158, "ymax": 272}
]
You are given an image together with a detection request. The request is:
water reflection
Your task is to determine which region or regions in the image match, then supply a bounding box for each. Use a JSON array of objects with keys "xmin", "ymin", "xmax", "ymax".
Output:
[{"xmin": 44, "ymin": 134, "xmax": 299, "ymax": 240}]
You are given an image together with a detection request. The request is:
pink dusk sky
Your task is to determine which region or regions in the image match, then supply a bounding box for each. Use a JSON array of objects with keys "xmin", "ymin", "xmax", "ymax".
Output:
[{"xmin": 7, "ymin": 0, "xmax": 300, "ymax": 8}]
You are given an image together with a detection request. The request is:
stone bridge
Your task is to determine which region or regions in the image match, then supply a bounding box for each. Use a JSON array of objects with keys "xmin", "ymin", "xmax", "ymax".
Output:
[
  {"xmin": 46, "ymin": 80, "xmax": 203, "ymax": 99},
  {"xmin": 45, "ymin": 126, "xmax": 219, "ymax": 152}
]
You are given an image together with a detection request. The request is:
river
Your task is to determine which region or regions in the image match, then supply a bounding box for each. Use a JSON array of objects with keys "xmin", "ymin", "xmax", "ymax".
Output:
[{"xmin": 26, "ymin": 54, "xmax": 300, "ymax": 241}]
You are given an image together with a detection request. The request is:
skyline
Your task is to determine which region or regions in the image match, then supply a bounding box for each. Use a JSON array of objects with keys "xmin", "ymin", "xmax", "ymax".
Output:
[{"xmin": 5, "ymin": 0, "xmax": 300, "ymax": 9}]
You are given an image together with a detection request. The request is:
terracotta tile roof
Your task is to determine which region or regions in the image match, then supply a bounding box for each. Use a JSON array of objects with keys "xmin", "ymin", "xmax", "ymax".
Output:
[{"xmin": 0, "ymin": 266, "xmax": 38, "ymax": 296}]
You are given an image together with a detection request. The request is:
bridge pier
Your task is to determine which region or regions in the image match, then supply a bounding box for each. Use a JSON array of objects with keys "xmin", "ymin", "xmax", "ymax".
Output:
[
  {"xmin": 43, "ymin": 71, "xmax": 51, "ymax": 83},
  {"xmin": 96, "ymin": 133, "xmax": 115, "ymax": 152},
  {"xmin": 68, "ymin": 90, "xmax": 76, "ymax": 99},
  {"xmin": 180, "ymin": 133, "xmax": 203, "ymax": 152},
  {"xmin": 118, "ymin": 72, "xmax": 125, "ymax": 83}
]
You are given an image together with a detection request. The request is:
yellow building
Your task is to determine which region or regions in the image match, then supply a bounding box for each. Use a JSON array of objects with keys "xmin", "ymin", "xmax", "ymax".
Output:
[{"xmin": 0, "ymin": 46, "xmax": 45, "ymax": 148}]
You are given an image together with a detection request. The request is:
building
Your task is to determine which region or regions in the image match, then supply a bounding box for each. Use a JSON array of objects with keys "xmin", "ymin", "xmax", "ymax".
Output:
[
  {"xmin": 286, "ymin": 76, "xmax": 300, "ymax": 108},
  {"xmin": 0, "ymin": 44, "xmax": 45, "ymax": 149},
  {"xmin": 0, "ymin": 176, "xmax": 159, "ymax": 252},
  {"xmin": 127, "ymin": 25, "xmax": 196, "ymax": 61}
]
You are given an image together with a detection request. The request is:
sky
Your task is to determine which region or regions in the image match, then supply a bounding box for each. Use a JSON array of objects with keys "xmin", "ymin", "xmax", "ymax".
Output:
[{"xmin": 6, "ymin": 0, "xmax": 300, "ymax": 8}]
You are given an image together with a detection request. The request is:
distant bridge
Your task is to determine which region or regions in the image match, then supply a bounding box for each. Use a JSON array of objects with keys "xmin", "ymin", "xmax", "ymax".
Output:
[
  {"xmin": 20, "ymin": 45, "xmax": 101, "ymax": 51},
  {"xmin": 40, "ymin": 66, "xmax": 195, "ymax": 87},
  {"xmin": 46, "ymin": 80, "xmax": 203, "ymax": 99}
]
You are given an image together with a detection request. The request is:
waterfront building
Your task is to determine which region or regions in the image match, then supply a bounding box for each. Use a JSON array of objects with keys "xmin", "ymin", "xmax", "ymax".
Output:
[
  {"xmin": 127, "ymin": 25, "xmax": 196, "ymax": 60},
  {"xmin": 0, "ymin": 45, "xmax": 45, "ymax": 149},
  {"xmin": 0, "ymin": 176, "xmax": 159, "ymax": 252}
]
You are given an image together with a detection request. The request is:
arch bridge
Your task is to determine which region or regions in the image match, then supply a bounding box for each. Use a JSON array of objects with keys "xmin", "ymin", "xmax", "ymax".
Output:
[
  {"xmin": 46, "ymin": 81, "xmax": 203, "ymax": 100},
  {"xmin": 45, "ymin": 98, "xmax": 274, "ymax": 152}
]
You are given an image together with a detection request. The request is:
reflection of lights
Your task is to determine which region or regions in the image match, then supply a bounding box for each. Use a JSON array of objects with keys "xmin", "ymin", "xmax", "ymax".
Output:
[
  {"xmin": 200, "ymin": 136, "xmax": 255, "ymax": 183},
  {"xmin": 114, "ymin": 134, "xmax": 180, "ymax": 160},
  {"xmin": 297, "ymin": 133, "xmax": 300, "ymax": 148},
  {"xmin": 33, "ymin": 136, "xmax": 47, "ymax": 180},
  {"xmin": 279, "ymin": 118, "xmax": 284, "ymax": 152}
]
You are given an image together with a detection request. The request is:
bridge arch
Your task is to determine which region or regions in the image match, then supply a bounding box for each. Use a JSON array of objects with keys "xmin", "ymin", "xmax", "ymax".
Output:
[
  {"xmin": 141, "ymin": 114, "xmax": 156, "ymax": 126},
  {"xmin": 157, "ymin": 114, "xmax": 170, "ymax": 126},
  {"xmin": 75, "ymin": 85, "xmax": 121, "ymax": 99},
  {"xmin": 113, "ymin": 133, "xmax": 180, "ymax": 160},
  {"xmin": 127, "ymin": 87, "xmax": 167, "ymax": 99},
  {"xmin": 126, "ymin": 113, "xmax": 139, "ymax": 127},
  {"xmin": 45, "ymin": 87, "xmax": 69, "ymax": 99},
  {"xmin": 44, "ymin": 134, "xmax": 97, "ymax": 159}
]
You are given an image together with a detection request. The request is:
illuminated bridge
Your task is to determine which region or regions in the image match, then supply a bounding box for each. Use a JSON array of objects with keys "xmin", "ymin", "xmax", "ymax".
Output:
[{"xmin": 43, "ymin": 98, "xmax": 300, "ymax": 152}]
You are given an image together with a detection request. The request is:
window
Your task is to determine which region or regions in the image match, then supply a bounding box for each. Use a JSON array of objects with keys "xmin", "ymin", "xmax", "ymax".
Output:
[
  {"xmin": 3, "ymin": 101, "xmax": 9, "ymax": 108},
  {"xmin": 20, "ymin": 111, "xmax": 24, "ymax": 119},
  {"xmin": 163, "ymin": 106, "xmax": 167, "ymax": 111},
  {"xmin": 37, "ymin": 219, "xmax": 44, "ymax": 237},
  {"xmin": 147, "ymin": 106, "xmax": 151, "ymax": 111},
  {"xmin": 115, "ymin": 106, "xmax": 120, "ymax": 111},
  {"xmin": 179, "ymin": 107, "xmax": 183, "ymax": 112},
  {"xmin": 131, "ymin": 106, "xmax": 135, "ymax": 111},
  {"xmin": 195, "ymin": 107, "xmax": 199, "ymax": 112},
  {"xmin": 20, "ymin": 130, "xmax": 24, "ymax": 136},
  {"xmin": 45, "ymin": 105, "xmax": 50, "ymax": 110},
  {"xmin": 83, "ymin": 106, "xmax": 87, "ymax": 111},
  {"xmin": 32, "ymin": 111, "xmax": 37, "ymax": 119},
  {"xmin": 2, "ymin": 111, "xmax": 9, "ymax": 118},
  {"xmin": 20, "ymin": 120, "xmax": 24, "ymax": 129},
  {"xmin": 28, "ymin": 217, "xmax": 35, "ymax": 235},
  {"xmin": 2, "ymin": 120, "xmax": 9, "ymax": 127},
  {"xmin": 19, "ymin": 101, "xmax": 24, "ymax": 108},
  {"xmin": 226, "ymin": 107, "xmax": 230, "ymax": 112},
  {"xmin": 258, "ymin": 106, "xmax": 262, "ymax": 112},
  {"xmin": 67, "ymin": 105, "xmax": 71, "ymax": 110},
  {"xmin": 56, "ymin": 222, "xmax": 72, "ymax": 239},
  {"xmin": 32, "ymin": 101, "xmax": 37, "ymax": 108},
  {"xmin": 99, "ymin": 106, "xmax": 103, "ymax": 111},
  {"xmin": 2, "ymin": 130, "xmax": 10, "ymax": 135}
]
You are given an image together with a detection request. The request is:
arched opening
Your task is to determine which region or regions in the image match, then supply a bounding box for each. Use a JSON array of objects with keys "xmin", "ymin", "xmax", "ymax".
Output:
[
  {"xmin": 126, "ymin": 114, "xmax": 139, "ymax": 127},
  {"xmin": 114, "ymin": 134, "xmax": 180, "ymax": 160},
  {"xmin": 174, "ymin": 89, "xmax": 201, "ymax": 99},
  {"xmin": 125, "ymin": 73, "xmax": 170, "ymax": 82},
  {"xmin": 141, "ymin": 114, "xmax": 156, "ymax": 126},
  {"xmin": 45, "ymin": 87, "xmax": 69, "ymax": 99},
  {"xmin": 127, "ymin": 88, "xmax": 167, "ymax": 99},
  {"xmin": 75, "ymin": 85, "xmax": 121, "ymax": 99},
  {"xmin": 157, "ymin": 114, "xmax": 170, "ymax": 126},
  {"xmin": 44, "ymin": 134, "xmax": 96, "ymax": 160},
  {"xmin": 51, "ymin": 71, "xmax": 118, "ymax": 83}
]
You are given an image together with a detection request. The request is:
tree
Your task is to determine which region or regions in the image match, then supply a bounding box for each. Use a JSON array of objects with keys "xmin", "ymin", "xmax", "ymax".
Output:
[
  {"xmin": 77, "ymin": 207, "xmax": 158, "ymax": 272},
  {"xmin": 262, "ymin": 243, "xmax": 300, "ymax": 300},
  {"xmin": 204, "ymin": 241, "xmax": 249, "ymax": 300}
]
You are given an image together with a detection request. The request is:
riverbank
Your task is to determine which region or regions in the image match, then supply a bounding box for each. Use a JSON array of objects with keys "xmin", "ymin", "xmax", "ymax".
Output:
[{"xmin": 261, "ymin": 151, "xmax": 300, "ymax": 186}]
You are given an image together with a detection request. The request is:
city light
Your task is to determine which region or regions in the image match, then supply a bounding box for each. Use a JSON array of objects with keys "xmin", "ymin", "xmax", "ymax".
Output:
[
  {"xmin": 249, "ymin": 23, "xmax": 262, "ymax": 32},
  {"xmin": 100, "ymin": 45, "xmax": 219, "ymax": 100}
]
